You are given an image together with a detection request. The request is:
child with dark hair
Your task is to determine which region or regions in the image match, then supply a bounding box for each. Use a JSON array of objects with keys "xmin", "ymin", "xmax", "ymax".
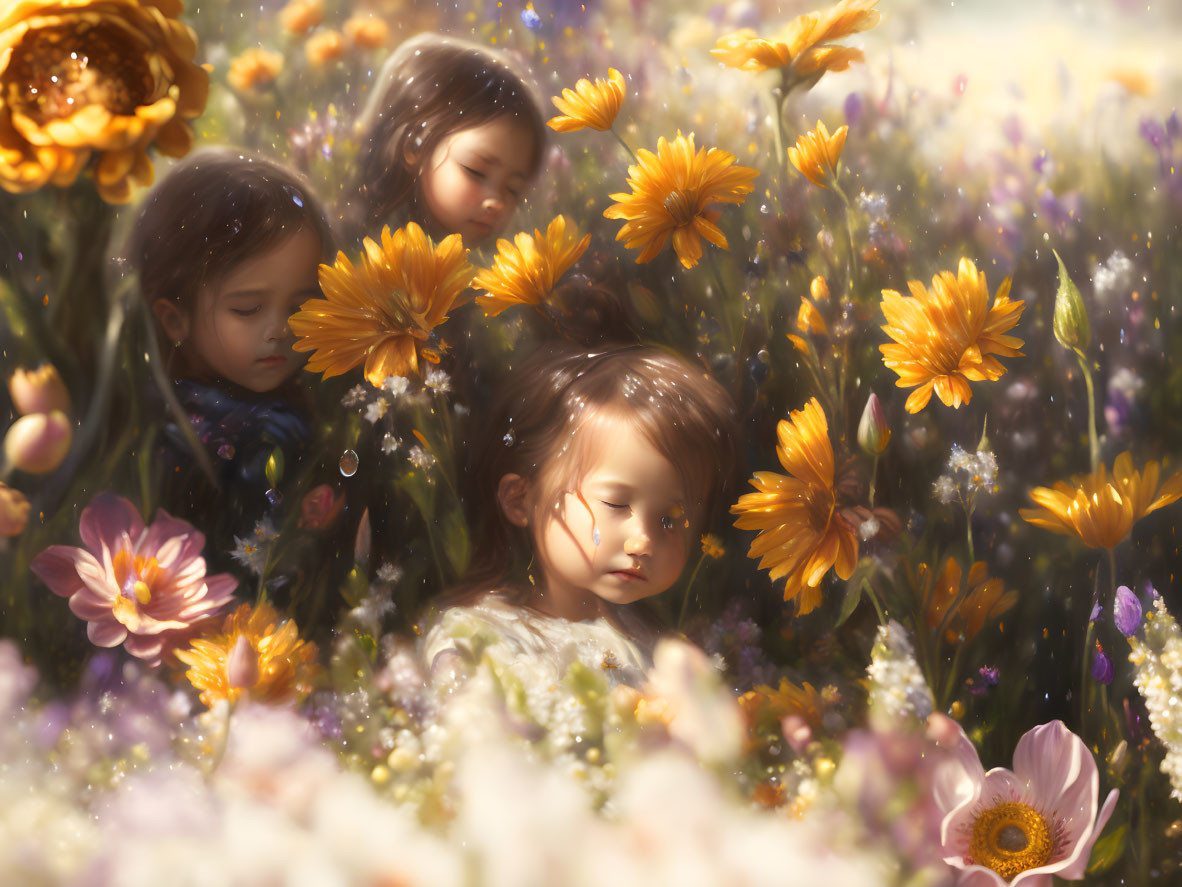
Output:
[
  {"xmin": 127, "ymin": 147, "xmax": 334, "ymax": 552},
  {"xmin": 350, "ymin": 33, "xmax": 547, "ymax": 246},
  {"xmin": 422, "ymin": 343, "xmax": 736, "ymax": 689}
]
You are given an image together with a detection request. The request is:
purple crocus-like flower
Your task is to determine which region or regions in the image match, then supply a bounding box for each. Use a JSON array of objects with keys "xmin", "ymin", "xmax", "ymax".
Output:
[
  {"xmin": 1089, "ymin": 602, "xmax": 1102, "ymax": 623},
  {"xmin": 1113, "ymin": 585, "xmax": 1143, "ymax": 638},
  {"xmin": 1091, "ymin": 646, "xmax": 1114, "ymax": 686},
  {"xmin": 30, "ymin": 494, "xmax": 237, "ymax": 666}
]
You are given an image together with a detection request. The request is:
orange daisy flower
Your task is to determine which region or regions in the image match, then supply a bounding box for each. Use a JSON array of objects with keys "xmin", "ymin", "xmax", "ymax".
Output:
[
  {"xmin": 175, "ymin": 602, "xmax": 320, "ymax": 708},
  {"xmin": 920, "ymin": 558, "xmax": 1017, "ymax": 643},
  {"xmin": 732, "ymin": 398, "xmax": 858, "ymax": 614},
  {"xmin": 548, "ymin": 68, "xmax": 627, "ymax": 133},
  {"xmin": 879, "ymin": 258, "xmax": 1025, "ymax": 414},
  {"xmin": 1020, "ymin": 452, "xmax": 1182, "ymax": 550},
  {"xmin": 290, "ymin": 223, "xmax": 474, "ymax": 387},
  {"xmin": 472, "ymin": 215, "xmax": 590, "ymax": 316},
  {"xmin": 788, "ymin": 121, "xmax": 848, "ymax": 188},
  {"xmin": 603, "ymin": 132, "xmax": 758, "ymax": 269},
  {"xmin": 712, "ymin": 0, "xmax": 879, "ymax": 84}
]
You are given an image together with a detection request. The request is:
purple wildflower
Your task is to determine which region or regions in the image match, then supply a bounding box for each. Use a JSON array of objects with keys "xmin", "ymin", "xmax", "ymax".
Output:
[
  {"xmin": 1114, "ymin": 585, "xmax": 1143, "ymax": 638},
  {"xmin": 1091, "ymin": 646, "xmax": 1114, "ymax": 686}
]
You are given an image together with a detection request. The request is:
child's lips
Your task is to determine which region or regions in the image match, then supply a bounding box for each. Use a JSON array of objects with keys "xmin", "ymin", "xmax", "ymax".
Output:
[
  {"xmin": 610, "ymin": 568, "xmax": 647, "ymax": 582},
  {"xmin": 256, "ymin": 355, "xmax": 288, "ymax": 367}
]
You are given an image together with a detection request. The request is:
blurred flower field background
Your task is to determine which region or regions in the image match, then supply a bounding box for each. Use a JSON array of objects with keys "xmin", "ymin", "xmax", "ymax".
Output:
[{"xmin": 2, "ymin": 0, "xmax": 1182, "ymax": 883}]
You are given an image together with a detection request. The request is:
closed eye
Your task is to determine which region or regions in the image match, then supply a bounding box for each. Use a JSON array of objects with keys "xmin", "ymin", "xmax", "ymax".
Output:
[
  {"xmin": 461, "ymin": 165, "xmax": 486, "ymax": 180},
  {"xmin": 230, "ymin": 307, "xmax": 259, "ymax": 317},
  {"xmin": 601, "ymin": 501, "xmax": 628, "ymax": 510}
]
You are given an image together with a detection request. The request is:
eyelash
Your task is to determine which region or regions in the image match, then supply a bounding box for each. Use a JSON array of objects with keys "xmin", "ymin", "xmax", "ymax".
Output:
[
  {"xmin": 230, "ymin": 307, "xmax": 259, "ymax": 317},
  {"xmin": 461, "ymin": 165, "xmax": 485, "ymax": 180},
  {"xmin": 601, "ymin": 502, "xmax": 679, "ymax": 531}
]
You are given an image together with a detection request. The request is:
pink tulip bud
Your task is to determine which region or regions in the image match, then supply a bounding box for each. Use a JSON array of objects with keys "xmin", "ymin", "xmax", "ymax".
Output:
[
  {"xmin": 781, "ymin": 714, "xmax": 813, "ymax": 756},
  {"xmin": 0, "ymin": 482, "xmax": 31, "ymax": 537},
  {"xmin": 299, "ymin": 483, "xmax": 344, "ymax": 530},
  {"xmin": 226, "ymin": 634, "xmax": 260, "ymax": 690},
  {"xmin": 857, "ymin": 393, "xmax": 891, "ymax": 455},
  {"xmin": 8, "ymin": 365, "xmax": 70, "ymax": 416},
  {"xmin": 4, "ymin": 410, "xmax": 72, "ymax": 474}
]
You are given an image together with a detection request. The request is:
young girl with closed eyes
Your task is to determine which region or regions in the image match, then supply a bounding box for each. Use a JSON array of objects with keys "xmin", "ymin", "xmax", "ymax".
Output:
[
  {"xmin": 350, "ymin": 33, "xmax": 548, "ymax": 247},
  {"xmin": 421, "ymin": 344, "xmax": 736, "ymax": 690},
  {"xmin": 127, "ymin": 148, "xmax": 335, "ymax": 553}
]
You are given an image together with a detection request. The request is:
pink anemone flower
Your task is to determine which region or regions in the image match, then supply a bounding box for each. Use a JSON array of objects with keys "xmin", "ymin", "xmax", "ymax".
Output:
[
  {"xmin": 933, "ymin": 718, "xmax": 1118, "ymax": 886},
  {"xmin": 31, "ymin": 494, "xmax": 237, "ymax": 666}
]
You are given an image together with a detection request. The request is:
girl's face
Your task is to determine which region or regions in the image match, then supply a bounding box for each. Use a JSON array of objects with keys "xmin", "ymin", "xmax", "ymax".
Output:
[
  {"xmin": 528, "ymin": 416, "xmax": 692, "ymax": 620},
  {"xmin": 184, "ymin": 227, "xmax": 321, "ymax": 393},
  {"xmin": 419, "ymin": 114, "xmax": 535, "ymax": 245}
]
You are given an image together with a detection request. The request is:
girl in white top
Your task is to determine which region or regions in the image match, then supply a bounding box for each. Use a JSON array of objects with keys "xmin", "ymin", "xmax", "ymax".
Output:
[{"xmin": 421, "ymin": 343, "xmax": 735, "ymax": 692}]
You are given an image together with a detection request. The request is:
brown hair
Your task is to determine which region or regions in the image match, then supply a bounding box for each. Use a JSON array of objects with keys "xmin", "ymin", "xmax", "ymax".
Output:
[
  {"xmin": 459, "ymin": 343, "xmax": 737, "ymax": 594},
  {"xmin": 350, "ymin": 33, "xmax": 547, "ymax": 232},
  {"xmin": 127, "ymin": 148, "xmax": 334, "ymax": 375}
]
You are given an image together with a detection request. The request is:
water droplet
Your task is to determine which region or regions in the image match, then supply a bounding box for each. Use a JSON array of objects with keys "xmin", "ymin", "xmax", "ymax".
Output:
[
  {"xmin": 340, "ymin": 449, "xmax": 359, "ymax": 477},
  {"xmin": 503, "ymin": 430, "xmax": 515, "ymax": 446},
  {"xmin": 592, "ymin": 528, "xmax": 601, "ymax": 546}
]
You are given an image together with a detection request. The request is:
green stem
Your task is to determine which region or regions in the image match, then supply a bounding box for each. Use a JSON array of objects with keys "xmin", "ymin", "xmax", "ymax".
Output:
[
  {"xmin": 964, "ymin": 498, "xmax": 976, "ymax": 566},
  {"xmin": 940, "ymin": 642, "xmax": 966, "ymax": 710},
  {"xmin": 771, "ymin": 81, "xmax": 788, "ymax": 169},
  {"xmin": 868, "ymin": 453, "xmax": 879, "ymax": 509},
  {"xmin": 705, "ymin": 248, "xmax": 740, "ymax": 354},
  {"xmin": 1074, "ymin": 348, "xmax": 1100, "ymax": 472},
  {"xmin": 831, "ymin": 178, "xmax": 859, "ymax": 297},
  {"xmin": 863, "ymin": 581, "xmax": 887, "ymax": 624},
  {"xmin": 609, "ymin": 128, "xmax": 637, "ymax": 163},
  {"xmin": 677, "ymin": 554, "xmax": 707, "ymax": 628}
]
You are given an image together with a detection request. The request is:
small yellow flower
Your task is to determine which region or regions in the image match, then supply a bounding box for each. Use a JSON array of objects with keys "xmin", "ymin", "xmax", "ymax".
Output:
[
  {"xmin": 788, "ymin": 121, "xmax": 848, "ymax": 188},
  {"xmin": 279, "ymin": 0, "xmax": 323, "ymax": 35},
  {"xmin": 796, "ymin": 295, "xmax": 827, "ymax": 335},
  {"xmin": 0, "ymin": 0, "xmax": 208, "ymax": 203},
  {"xmin": 604, "ymin": 132, "xmax": 758, "ymax": 269},
  {"xmin": 305, "ymin": 29, "xmax": 344, "ymax": 66},
  {"xmin": 228, "ymin": 47, "xmax": 284, "ymax": 92},
  {"xmin": 712, "ymin": 0, "xmax": 879, "ymax": 85},
  {"xmin": 548, "ymin": 68, "xmax": 627, "ymax": 133},
  {"xmin": 700, "ymin": 534, "xmax": 725, "ymax": 559},
  {"xmin": 290, "ymin": 223, "xmax": 475, "ymax": 387},
  {"xmin": 175, "ymin": 602, "xmax": 321, "ymax": 708},
  {"xmin": 472, "ymin": 215, "xmax": 590, "ymax": 316},
  {"xmin": 343, "ymin": 14, "xmax": 389, "ymax": 49},
  {"xmin": 879, "ymin": 258, "xmax": 1025, "ymax": 414},
  {"xmin": 1020, "ymin": 452, "xmax": 1182, "ymax": 550},
  {"xmin": 732, "ymin": 398, "xmax": 857, "ymax": 615}
]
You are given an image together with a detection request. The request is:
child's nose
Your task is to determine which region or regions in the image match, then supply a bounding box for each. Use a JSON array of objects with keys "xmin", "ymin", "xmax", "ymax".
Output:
[
  {"xmin": 623, "ymin": 529, "xmax": 652, "ymax": 558},
  {"xmin": 481, "ymin": 193, "xmax": 505, "ymax": 215},
  {"xmin": 265, "ymin": 314, "xmax": 292, "ymax": 342}
]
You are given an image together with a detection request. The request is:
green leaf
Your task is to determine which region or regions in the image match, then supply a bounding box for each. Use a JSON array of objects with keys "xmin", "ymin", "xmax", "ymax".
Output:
[
  {"xmin": 1086, "ymin": 824, "xmax": 1127, "ymax": 875},
  {"xmin": 836, "ymin": 559, "xmax": 877, "ymax": 627}
]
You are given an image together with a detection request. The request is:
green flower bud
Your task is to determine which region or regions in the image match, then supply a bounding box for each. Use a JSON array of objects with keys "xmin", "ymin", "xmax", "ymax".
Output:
[
  {"xmin": 1052, "ymin": 250, "xmax": 1090, "ymax": 351},
  {"xmin": 857, "ymin": 393, "xmax": 891, "ymax": 455}
]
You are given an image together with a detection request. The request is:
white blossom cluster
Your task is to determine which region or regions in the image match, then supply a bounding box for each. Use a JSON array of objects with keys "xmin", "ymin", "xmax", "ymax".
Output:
[
  {"xmin": 932, "ymin": 444, "xmax": 998, "ymax": 506},
  {"xmin": 866, "ymin": 621, "xmax": 935, "ymax": 730},
  {"xmin": 1129, "ymin": 598, "xmax": 1182, "ymax": 802},
  {"xmin": 1091, "ymin": 249, "xmax": 1135, "ymax": 306}
]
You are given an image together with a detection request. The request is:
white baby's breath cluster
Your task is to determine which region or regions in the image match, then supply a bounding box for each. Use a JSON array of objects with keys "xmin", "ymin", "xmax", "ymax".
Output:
[
  {"xmin": 1129, "ymin": 598, "xmax": 1182, "ymax": 802},
  {"xmin": 932, "ymin": 444, "xmax": 998, "ymax": 506},
  {"xmin": 866, "ymin": 621, "xmax": 935, "ymax": 729}
]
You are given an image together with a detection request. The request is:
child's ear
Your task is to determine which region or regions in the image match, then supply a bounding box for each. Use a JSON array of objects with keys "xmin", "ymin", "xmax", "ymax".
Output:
[
  {"xmin": 152, "ymin": 299, "xmax": 189, "ymax": 346},
  {"xmin": 496, "ymin": 473, "xmax": 531, "ymax": 527}
]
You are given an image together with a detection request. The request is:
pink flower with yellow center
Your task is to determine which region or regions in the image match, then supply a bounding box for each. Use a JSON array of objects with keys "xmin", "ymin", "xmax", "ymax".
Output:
[
  {"xmin": 934, "ymin": 718, "xmax": 1118, "ymax": 886},
  {"xmin": 30, "ymin": 494, "xmax": 236, "ymax": 665}
]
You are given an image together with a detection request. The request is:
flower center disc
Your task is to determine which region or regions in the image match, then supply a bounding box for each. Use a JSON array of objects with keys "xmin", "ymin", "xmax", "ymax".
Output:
[
  {"xmin": 969, "ymin": 800, "xmax": 1053, "ymax": 881},
  {"xmin": 663, "ymin": 189, "xmax": 699, "ymax": 226},
  {"xmin": 9, "ymin": 23, "xmax": 152, "ymax": 123}
]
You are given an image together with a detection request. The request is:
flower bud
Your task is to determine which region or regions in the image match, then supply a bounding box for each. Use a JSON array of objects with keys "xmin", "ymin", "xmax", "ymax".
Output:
[
  {"xmin": 226, "ymin": 634, "xmax": 260, "ymax": 690},
  {"xmin": 0, "ymin": 482, "xmax": 31, "ymax": 537},
  {"xmin": 810, "ymin": 275, "xmax": 830, "ymax": 303},
  {"xmin": 8, "ymin": 364, "xmax": 70, "ymax": 416},
  {"xmin": 299, "ymin": 483, "xmax": 344, "ymax": 530},
  {"xmin": 4, "ymin": 410, "xmax": 72, "ymax": 474},
  {"xmin": 1114, "ymin": 585, "xmax": 1143, "ymax": 638},
  {"xmin": 857, "ymin": 393, "xmax": 891, "ymax": 455},
  {"xmin": 1091, "ymin": 643, "xmax": 1114, "ymax": 686},
  {"xmin": 1052, "ymin": 250, "xmax": 1090, "ymax": 351}
]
